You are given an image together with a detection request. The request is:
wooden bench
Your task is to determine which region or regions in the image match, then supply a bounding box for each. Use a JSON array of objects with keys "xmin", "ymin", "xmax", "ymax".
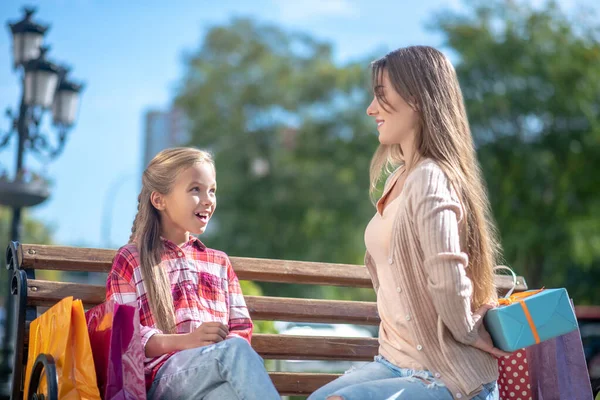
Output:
[{"xmin": 5, "ymin": 242, "xmax": 528, "ymax": 399}]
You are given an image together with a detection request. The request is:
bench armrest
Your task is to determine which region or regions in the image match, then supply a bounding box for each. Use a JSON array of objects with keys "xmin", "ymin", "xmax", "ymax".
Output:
[{"xmin": 26, "ymin": 353, "xmax": 58, "ymax": 400}]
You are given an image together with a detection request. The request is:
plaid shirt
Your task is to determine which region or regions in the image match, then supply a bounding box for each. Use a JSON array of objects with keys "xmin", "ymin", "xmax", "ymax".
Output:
[{"xmin": 106, "ymin": 236, "xmax": 253, "ymax": 388}]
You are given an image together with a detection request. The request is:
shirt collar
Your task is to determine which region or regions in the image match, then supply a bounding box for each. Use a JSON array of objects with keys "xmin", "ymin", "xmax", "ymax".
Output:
[
  {"xmin": 160, "ymin": 235, "xmax": 206, "ymax": 252},
  {"xmin": 187, "ymin": 235, "xmax": 207, "ymax": 251}
]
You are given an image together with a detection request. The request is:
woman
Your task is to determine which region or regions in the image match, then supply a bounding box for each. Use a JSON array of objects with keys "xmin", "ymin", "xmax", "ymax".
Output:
[{"xmin": 309, "ymin": 46, "xmax": 509, "ymax": 400}]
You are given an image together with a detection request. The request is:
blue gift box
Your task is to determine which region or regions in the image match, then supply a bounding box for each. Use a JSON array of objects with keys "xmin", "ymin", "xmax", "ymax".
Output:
[{"xmin": 484, "ymin": 288, "xmax": 578, "ymax": 352}]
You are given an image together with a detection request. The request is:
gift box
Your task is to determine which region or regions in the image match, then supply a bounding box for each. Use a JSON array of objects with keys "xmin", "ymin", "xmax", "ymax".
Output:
[{"xmin": 484, "ymin": 288, "xmax": 578, "ymax": 352}]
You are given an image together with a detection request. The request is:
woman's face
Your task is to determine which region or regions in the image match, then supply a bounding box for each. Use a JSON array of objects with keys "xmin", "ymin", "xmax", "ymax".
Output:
[{"xmin": 366, "ymin": 69, "xmax": 419, "ymax": 146}]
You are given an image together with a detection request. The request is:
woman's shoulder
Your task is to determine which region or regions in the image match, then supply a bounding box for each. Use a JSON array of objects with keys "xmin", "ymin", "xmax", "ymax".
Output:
[
  {"xmin": 384, "ymin": 165, "xmax": 403, "ymax": 188},
  {"xmin": 405, "ymin": 158, "xmax": 450, "ymax": 191}
]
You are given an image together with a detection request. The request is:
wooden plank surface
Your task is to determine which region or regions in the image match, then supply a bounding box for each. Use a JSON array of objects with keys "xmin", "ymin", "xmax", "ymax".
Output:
[
  {"xmin": 22, "ymin": 329, "xmax": 378, "ymax": 361},
  {"xmin": 27, "ymin": 280, "xmax": 381, "ymax": 325},
  {"xmin": 269, "ymin": 372, "xmax": 340, "ymax": 395},
  {"xmin": 252, "ymin": 334, "xmax": 378, "ymax": 360},
  {"xmin": 19, "ymin": 244, "xmax": 528, "ymax": 292},
  {"xmin": 20, "ymin": 245, "xmax": 373, "ymax": 287}
]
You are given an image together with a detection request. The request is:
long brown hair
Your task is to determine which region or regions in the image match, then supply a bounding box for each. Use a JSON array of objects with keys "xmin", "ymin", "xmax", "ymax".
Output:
[
  {"xmin": 369, "ymin": 46, "xmax": 501, "ymax": 308},
  {"xmin": 130, "ymin": 147, "xmax": 214, "ymax": 333}
]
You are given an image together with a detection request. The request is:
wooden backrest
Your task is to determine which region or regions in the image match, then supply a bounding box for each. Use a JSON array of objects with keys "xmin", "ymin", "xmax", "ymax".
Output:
[{"xmin": 8, "ymin": 243, "xmax": 529, "ymax": 396}]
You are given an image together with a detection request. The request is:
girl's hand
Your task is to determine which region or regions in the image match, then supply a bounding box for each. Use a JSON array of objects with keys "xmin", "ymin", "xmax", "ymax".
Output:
[
  {"xmin": 185, "ymin": 322, "xmax": 229, "ymax": 348},
  {"xmin": 471, "ymin": 303, "xmax": 512, "ymax": 358}
]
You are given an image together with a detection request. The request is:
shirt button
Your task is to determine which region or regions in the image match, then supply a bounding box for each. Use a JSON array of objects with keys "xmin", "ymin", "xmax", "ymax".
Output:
[
  {"xmin": 387, "ymin": 257, "xmax": 393, "ymax": 264},
  {"xmin": 396, "ymin": 287, "xmax": 402, "ymax": 293},
  {"xmin": 405, "ymin": 315, "xmax": 411, "ymax": 321},
  {"xmin": 177, "ymin": 251, "xmax": 183, "ymax": 257},
  {"xmin": 456, "ymin": 394, "xmax": 463, "ymax": 399},
  {"xmin": 416, "ymin": 344, "xmax": 423, "ymax": 351}
]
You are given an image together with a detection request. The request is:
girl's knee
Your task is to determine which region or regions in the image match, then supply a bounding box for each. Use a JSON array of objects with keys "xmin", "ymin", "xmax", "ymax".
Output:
[
  {"xmin": 226, "ymin": 336, "xmax": 253, "ymax": 352},
  {"xmin": 222, "ymin": 336, "xmax": 261, "ymax": 361}
]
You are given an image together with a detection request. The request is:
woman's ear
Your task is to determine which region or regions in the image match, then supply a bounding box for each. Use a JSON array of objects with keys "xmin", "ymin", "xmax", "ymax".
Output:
[{"xmin": 150, "ymin": 191, "xmax": 166, "ymax": 211}]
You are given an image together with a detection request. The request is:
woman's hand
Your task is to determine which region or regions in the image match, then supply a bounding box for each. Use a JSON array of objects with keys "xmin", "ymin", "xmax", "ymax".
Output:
[{"xmin": 471, "ymin": 303, "xmax": 512, "ymax": 358}]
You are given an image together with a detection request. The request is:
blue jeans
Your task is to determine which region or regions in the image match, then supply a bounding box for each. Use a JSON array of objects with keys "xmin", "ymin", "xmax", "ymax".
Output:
[
  {"xmin": 147, "ymin": 337, "xmax": 280, "ymax": 400},
  {"xmin": 308, "ymin": 356, "xmax": 498, "ymax": 400}
]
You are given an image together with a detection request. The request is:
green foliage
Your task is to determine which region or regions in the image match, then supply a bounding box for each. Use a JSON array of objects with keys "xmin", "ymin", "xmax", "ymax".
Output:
[
  {"xmin": 433, "ymin": 0, "xmax": 600, "ymax": 301},
  {"xmin": 176, "ymin": 18, "xmax": 379, "ymax": 300},
  {"xmin": 0, "ymin": 206, "xmax": 55, "ymax": 299},
  {"xmin": 239, "ymin": 280, "xmax": 276, "ymax": 333},
  {"xmin": 177, "ymin": 4, "xmax": 600, "ymax": 305}
]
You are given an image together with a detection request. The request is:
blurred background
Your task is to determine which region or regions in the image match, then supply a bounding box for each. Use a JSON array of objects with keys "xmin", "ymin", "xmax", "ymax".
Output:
[{"xmin": 1, "ymin": 0, "xmax": 600, "ymax": 397}]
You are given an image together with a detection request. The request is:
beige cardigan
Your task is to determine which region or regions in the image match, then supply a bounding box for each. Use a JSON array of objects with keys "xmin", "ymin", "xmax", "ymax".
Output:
[{"xmin": 364, "ymin": 159, "xmax": 498, "ymax": 400}]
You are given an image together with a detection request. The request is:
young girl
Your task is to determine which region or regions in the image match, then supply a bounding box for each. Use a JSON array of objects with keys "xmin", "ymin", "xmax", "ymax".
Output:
[
  {"xmin": 309, "ymin": 46, "xmax": 509, "ymax": 400},
  {"xmin": 106, "ymin": 147, "xmax": 280, "ymax": 400}
]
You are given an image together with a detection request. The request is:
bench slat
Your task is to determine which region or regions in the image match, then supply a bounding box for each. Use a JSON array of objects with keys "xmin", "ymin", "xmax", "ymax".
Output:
[
  {"xmin": 19, "ymin": 244, "xmax": 527, "ymax": 292},
  {"xmin": 27, "ymin": 280, "xmax": 381, "ymax": 325},
  {"xmin": 20, "ymin": 245, "xmax": 373, "ymax": 287},
  {"xmin": 253, "ymin": 334, "xmax": 377, "ymax": 360},
  {"xmin": 10, "ymin": 242, "xmax": 531, "ymax": 398},
  {"xmin": 22, "ymin": 329, "xmax": 378, "ymax": 361},
  {"xmin": 269, "ymin": 372, "xmax": 339, "ymax": 395}
]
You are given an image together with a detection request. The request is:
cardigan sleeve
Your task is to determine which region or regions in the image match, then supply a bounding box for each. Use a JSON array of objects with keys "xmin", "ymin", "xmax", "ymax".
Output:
[{"xmin": 408, "ymin": 163, "xmax": 478, "ymax": 345}]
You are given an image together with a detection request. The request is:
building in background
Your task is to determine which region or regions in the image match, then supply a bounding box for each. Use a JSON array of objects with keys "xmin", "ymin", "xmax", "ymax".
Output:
[{"xmin": 142, "ymin": 107, "xmax": 190, "ymax": 171}]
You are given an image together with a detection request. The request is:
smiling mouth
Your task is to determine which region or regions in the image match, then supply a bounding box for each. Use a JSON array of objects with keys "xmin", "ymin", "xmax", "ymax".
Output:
[
  {"xmin": 377, "ymin": 121, "xmax": 384, "ymax": 127},
  {"xmin": 194, "ymin": 212, "xmax": 209, "ymax": 223}
]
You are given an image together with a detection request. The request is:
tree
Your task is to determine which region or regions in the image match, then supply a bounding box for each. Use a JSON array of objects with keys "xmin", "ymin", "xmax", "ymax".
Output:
[
  {"xmin": 433, "ymin": 0, "xmax": 600, "ymax": 302},
  {"xmin": 176, "ymin": 19, "xmax": 379, "ymax": 300},
  {"xmin": 0, "ymin": 206, "xmax": 55, "ymax": 299}
]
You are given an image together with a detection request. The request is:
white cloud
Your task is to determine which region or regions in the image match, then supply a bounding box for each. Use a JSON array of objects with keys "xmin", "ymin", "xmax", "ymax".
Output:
[{"xmin": 274, "ymin": 0, "xmax": 360, "ymax": 22}]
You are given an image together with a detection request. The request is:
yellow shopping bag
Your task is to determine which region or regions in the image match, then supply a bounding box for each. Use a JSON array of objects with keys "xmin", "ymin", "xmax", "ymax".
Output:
[{"xmin": 24, "ymin": 296, "xmax": 101, "ymax": 399}]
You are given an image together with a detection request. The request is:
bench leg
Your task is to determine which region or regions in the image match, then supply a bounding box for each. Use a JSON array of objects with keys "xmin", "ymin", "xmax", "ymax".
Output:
[
  {"xmin": 9, "ymin": 269, "xmax": 27, "ymax": 400},
  {"xmin": 26, "ymin": 354, "xmax": 58, "ymax": 400}
]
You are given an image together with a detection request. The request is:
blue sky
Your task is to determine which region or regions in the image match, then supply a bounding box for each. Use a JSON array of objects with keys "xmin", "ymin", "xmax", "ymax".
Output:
[{"xmin": 0, "ymin": 0, "xmax": 596, "ymax": 249}]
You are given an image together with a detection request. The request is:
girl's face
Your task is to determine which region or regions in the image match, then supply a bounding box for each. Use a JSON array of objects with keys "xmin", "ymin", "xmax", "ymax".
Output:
[
  {"xmin": 366, "ymin": 69, "xmax": 419, "ymax": 146},
  {"xmin": 152, "ymin": 162, "xmax": 217, "ymax": 243}
]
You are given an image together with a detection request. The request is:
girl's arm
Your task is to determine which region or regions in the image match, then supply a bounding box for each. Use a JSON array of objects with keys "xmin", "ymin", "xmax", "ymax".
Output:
[
  {"xmin": 107, "ymin": 248, "xmax": 230, "ymax": 357},
  {"xmin": 144, "ymin": 323, "xmax": 228, "ymax": 357},
  {"xmin": 106, "ymin": 249, "xmax": 166, "ymax": 357},
  {"xmin": 225, "ymin": 257, "xmax": 253, "ymax": 342}
]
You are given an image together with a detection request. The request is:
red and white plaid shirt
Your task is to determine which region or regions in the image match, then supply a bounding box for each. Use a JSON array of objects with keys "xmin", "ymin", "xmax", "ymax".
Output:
[{"xmin": 106, "ymin": 235, "xmax": 253, "ymax": 388}]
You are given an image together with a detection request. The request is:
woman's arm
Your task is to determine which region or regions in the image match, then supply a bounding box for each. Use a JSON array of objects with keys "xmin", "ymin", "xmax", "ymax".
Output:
[{"xmin": 411, "ymin": 164, "xmax": 477, "ymax": 345}]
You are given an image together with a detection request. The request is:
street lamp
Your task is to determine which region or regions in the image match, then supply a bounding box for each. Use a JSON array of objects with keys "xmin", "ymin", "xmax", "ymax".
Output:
[
  {"xmin": 23, "ymin": 46, "xmax": 60, "ymax": 109},
  {"xmin": 53, "ymin": 69, "xmax": 84, "ymax": 127},
  {"xmin": 8, "ymin": 7, "xmax": 47, "ymax": 69},
  {"xmin": 0, "ymin": 7, "xmax": 84, "ymax": 398}
]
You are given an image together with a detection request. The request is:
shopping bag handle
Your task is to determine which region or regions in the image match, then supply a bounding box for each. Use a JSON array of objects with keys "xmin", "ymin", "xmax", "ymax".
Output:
[{"xmin": 493, "ymin": 265, "xmax": 517, "ymax": 298}]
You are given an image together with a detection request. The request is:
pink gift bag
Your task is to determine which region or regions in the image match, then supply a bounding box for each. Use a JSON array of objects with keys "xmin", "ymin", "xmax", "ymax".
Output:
[{"xmin": 85, "ymin": 300, "xmax": 146, "ymax": 400}]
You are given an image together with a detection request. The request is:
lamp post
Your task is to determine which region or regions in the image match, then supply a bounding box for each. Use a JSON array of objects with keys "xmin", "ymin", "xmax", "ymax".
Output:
[{"xmin": 0, "ymin": 7, "xmax": 84, "ymax": 397}]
